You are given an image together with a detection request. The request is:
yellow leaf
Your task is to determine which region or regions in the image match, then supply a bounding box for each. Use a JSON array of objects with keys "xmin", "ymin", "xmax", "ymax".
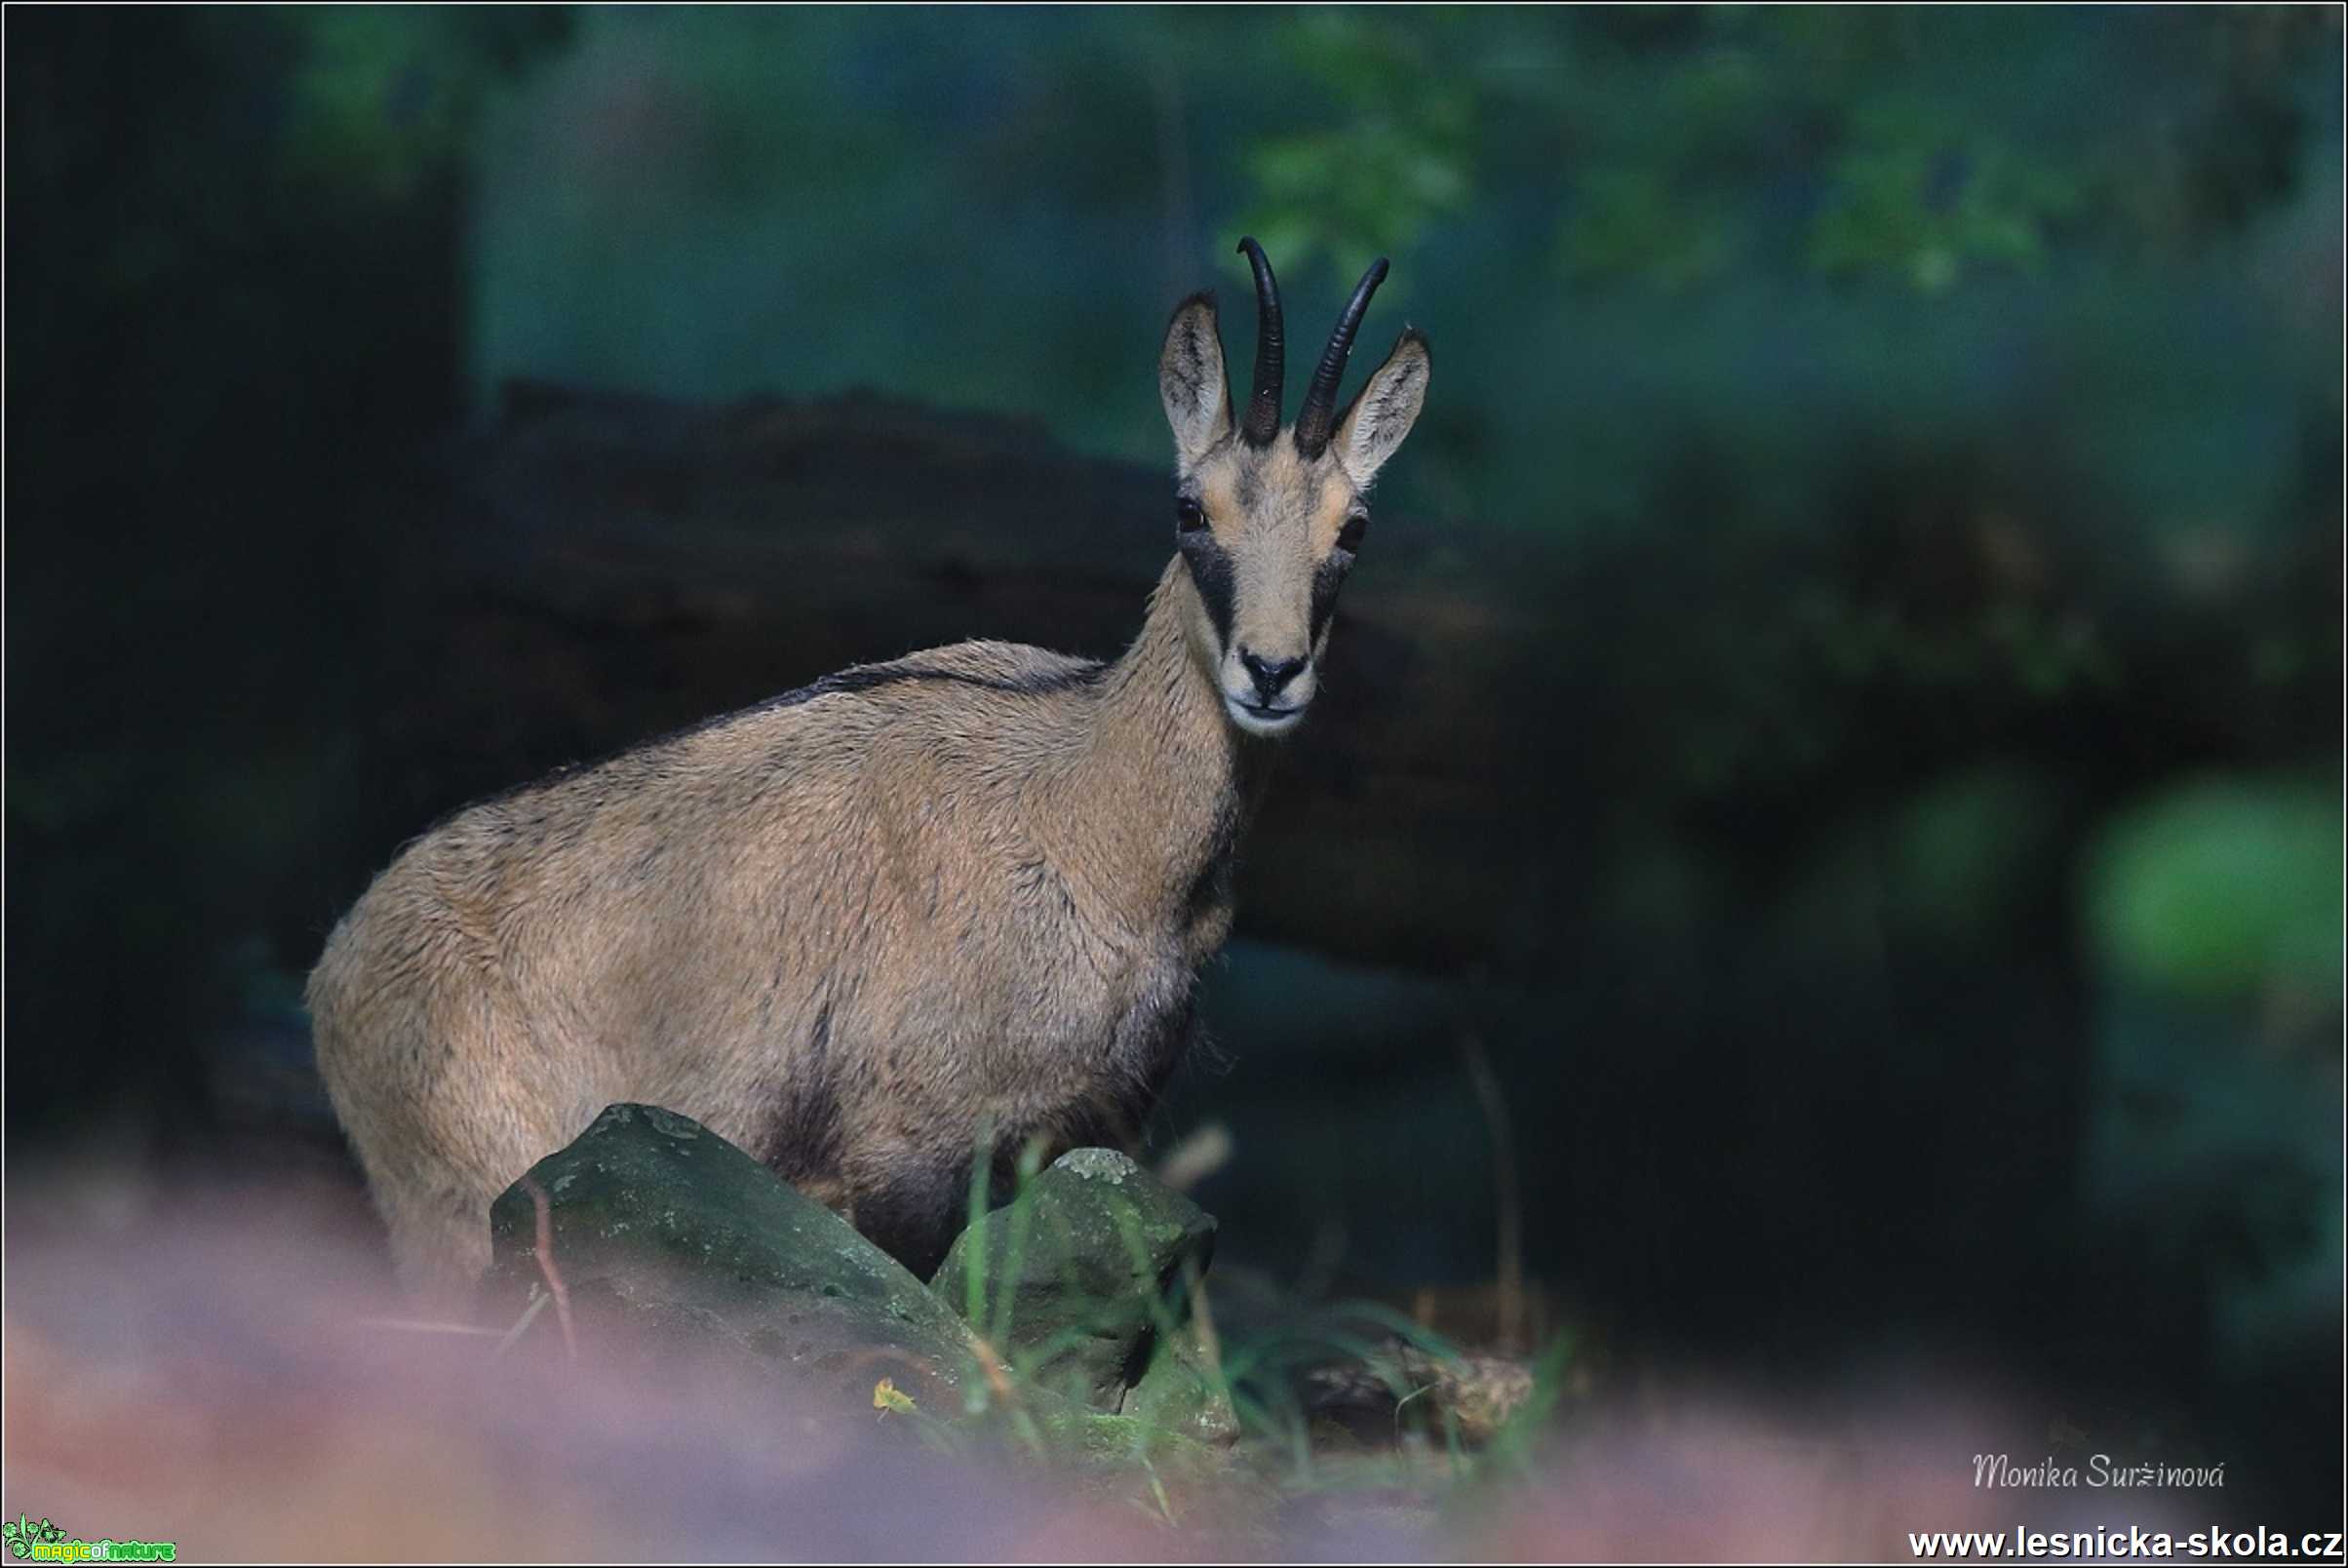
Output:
[{"xmin": 873, "ymin": 1377, "xmax": 916, "ymax": 1417}]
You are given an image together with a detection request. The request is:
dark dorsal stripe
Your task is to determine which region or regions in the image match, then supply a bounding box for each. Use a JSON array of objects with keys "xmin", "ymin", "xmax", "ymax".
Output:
[{"xmin": 429, "ymin": 656, "xmax": 1109, "ymax": 838}]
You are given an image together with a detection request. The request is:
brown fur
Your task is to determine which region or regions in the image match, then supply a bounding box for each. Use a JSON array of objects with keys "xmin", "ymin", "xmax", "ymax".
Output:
[{"xmin": 308, "ymin": 281, "xmax": 1429, "ymax": 1303}]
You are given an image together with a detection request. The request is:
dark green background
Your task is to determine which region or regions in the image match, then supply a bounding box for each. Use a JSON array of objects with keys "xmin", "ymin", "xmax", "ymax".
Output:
[{"xmin": 8, "ymin": 3, "xmax": 2340, "ymax": 1518}]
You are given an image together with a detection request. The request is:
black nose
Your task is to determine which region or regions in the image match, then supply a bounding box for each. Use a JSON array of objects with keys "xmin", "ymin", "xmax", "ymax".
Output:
[{"xmin": 1238, "ymin": 648, "xmax": 1308, "ymax": 701}]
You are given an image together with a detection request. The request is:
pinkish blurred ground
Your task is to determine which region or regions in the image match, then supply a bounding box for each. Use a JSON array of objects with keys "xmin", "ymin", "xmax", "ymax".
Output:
[{"xmin": 3, "ymin": 1170, "xmax": 2190, "ymax": 1561}]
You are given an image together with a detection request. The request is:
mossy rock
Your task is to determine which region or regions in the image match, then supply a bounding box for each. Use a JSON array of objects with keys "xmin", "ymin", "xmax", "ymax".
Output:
[
  {"xmin": 485, "ymin": 1103, "xmax": 985, "ymax": 1412},
  {"xmin": 931, "ymin": 1149, "xmax": 1222, "ymax": 1421},
  {"xmin": 1122, "ymin": 1316, "xmax": 1242, "ymax": 1447},
  {"xmin": 484, "ymin": 1110, "xmax": 1233, "ymax": 1469}
]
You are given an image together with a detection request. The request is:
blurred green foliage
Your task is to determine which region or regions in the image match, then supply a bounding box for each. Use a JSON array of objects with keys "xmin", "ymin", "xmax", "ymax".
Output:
[
  {"xmin": 193, "ymin": 4, "xmax": 2333, "ymax": 448},
  {"xmin": 412, "ymin": 3, "xmax": 2338, "ymax": 556},
  {"xmin": 1231, "ymin": 8, "xmax": 2324, "ymax": 294},
  {"xmin": 242, "ymin": 7, "xmax": 2340, "ymax": 301},
  {"xmin": 269, "ymin": 7, "xmax": 573, "ymax": 199},
  {"xmin": 2086, "ymin": 777, "xmax": 2343, "ymax": 1001},
  {"xmin": 1233, "ymin": 12, "xmax": 1475, "ymax": 279}
]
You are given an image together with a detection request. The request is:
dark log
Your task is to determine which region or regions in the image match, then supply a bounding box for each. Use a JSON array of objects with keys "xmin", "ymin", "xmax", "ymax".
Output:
[{"xmin": 353, "ymin": 381, "xmax": 1563, "ymax": 972}]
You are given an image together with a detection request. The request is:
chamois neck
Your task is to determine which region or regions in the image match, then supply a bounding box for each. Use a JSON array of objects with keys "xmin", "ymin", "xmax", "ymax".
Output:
[
  {"xmin": 1037, "ymin": 559, "xmax": 1259, "ymax": 926},
  {"xmin": 1095, "ymin": 558, "xmax": 1239, "ymax": 779}
]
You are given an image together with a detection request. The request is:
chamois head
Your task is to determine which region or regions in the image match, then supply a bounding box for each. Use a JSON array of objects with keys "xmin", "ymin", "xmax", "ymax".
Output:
[{"xmin": 1156, "ymin": 239, "xmax": 1430, "ymax": 737}]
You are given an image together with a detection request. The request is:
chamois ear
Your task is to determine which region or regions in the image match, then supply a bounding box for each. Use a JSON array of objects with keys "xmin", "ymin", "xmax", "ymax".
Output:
[
  {"xmin": 1158, "ymin": 292, "xmax": 1233, "ymax": 468},
  {"xmin": 1332, "ymin": 329, "xmax": 1430, "ymax": 491}
]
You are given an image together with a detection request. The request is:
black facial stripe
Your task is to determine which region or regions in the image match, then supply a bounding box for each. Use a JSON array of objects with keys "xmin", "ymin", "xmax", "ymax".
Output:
[
  {"xmin": 1179, "ymin": 532, "xmax": 1237, "ymax": 647},
  {"xmin": 1310, "ymin": 552, "xmax": 1352, "ymax": 647}
]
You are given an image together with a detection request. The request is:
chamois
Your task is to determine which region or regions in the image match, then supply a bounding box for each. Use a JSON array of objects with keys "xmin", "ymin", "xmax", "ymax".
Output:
[{"xmin": 307, "ymin": 242, "xmax": 1431, "ymax": 1302}]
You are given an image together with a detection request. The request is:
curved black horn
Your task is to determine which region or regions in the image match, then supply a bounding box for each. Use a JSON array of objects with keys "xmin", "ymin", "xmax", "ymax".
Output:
[
  {"xmin": 1292, "ymin": 256, "xmax": 1389, "ymax": 458},
  {"xmin": 1235, "ymin": 237, "xmax": 1284, "ymax": 447}
]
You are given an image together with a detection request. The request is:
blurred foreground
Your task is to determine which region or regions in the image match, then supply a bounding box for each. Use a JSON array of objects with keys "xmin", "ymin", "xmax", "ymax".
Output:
[{"xmin": 3, "ymin": 1166, "xmax": 2262, "ymax": 1562}]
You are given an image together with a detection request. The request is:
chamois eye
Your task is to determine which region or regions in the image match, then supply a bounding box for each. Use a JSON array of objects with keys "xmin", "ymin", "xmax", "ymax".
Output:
[
  {"xmin": 1336, "ymin": 511, "xmax": 1369, "ymax": 552},
  {"xmin": 1175, "ymin": 496, "xmax": 1207, "ymax": 533}
]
